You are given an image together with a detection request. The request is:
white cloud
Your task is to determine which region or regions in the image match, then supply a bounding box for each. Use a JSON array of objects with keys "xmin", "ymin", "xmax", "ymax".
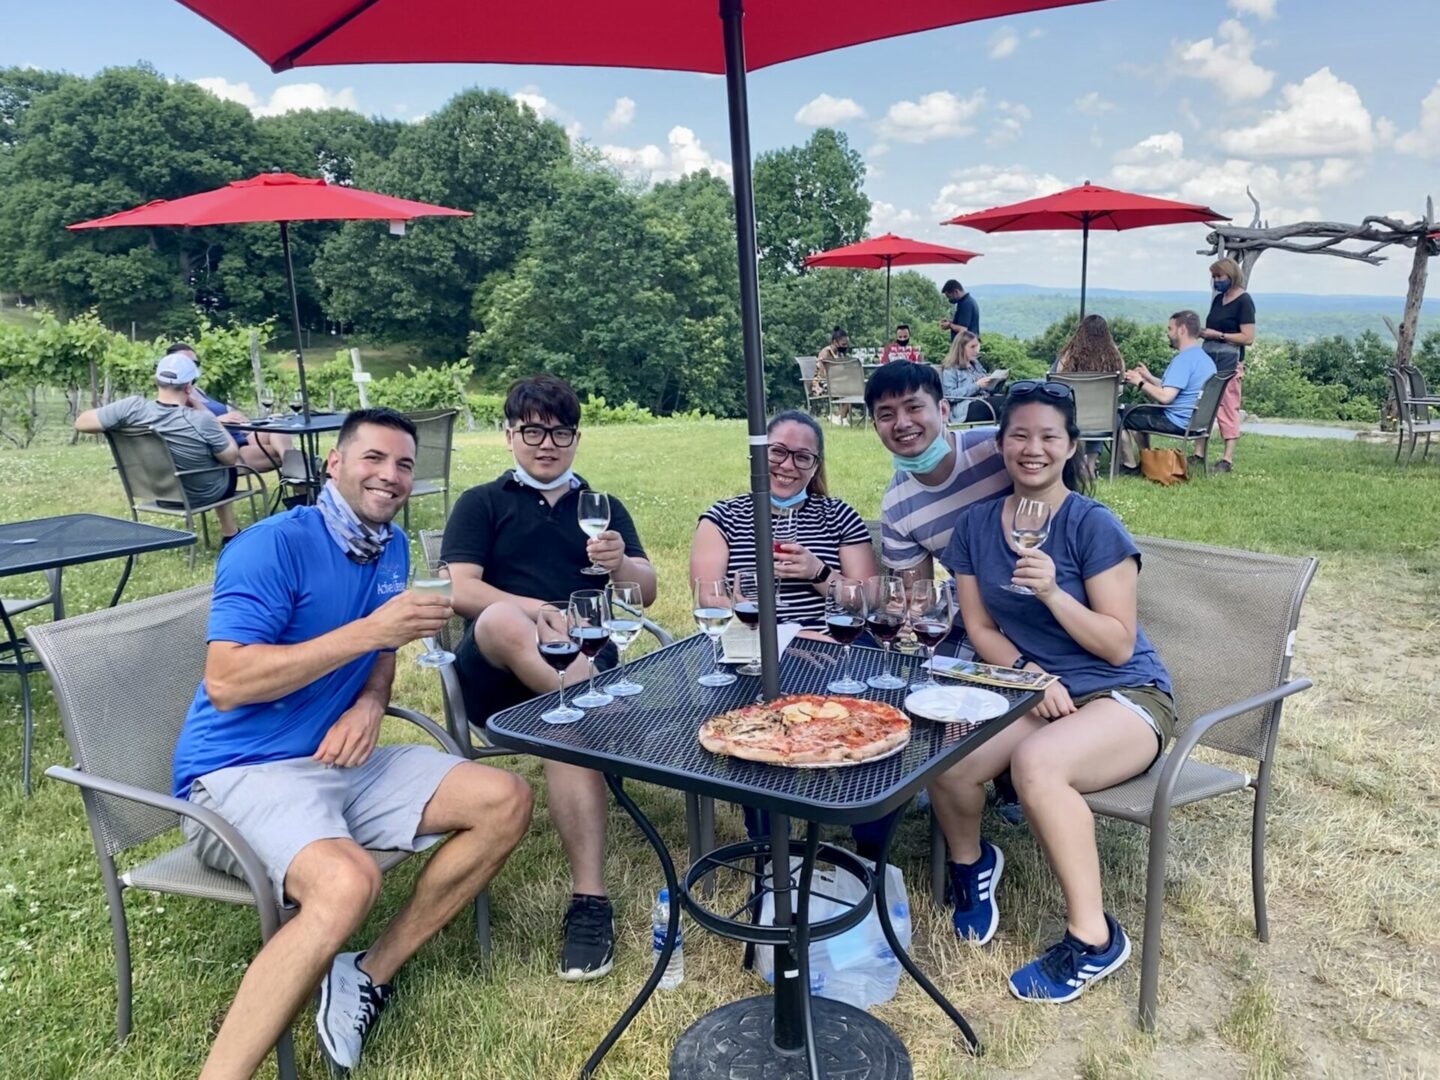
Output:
[
  {"xmin": 1111, "ymin": 131, "xmax": 1197, "ymax": 190},
  {"xmin": 1217, "ymin": 67, "xmax": 1377, "ymax": 157},
  {"xmin": 986, "ymin": 102, "xmax": 1031, "ymax": 147},
  {"xmin": 794, "ymin": 93, "xmax": 866, "ymax": 127},
  {"xmin": 194, "ymin": 77, "xmax": 358, "ymax": 118},
  {"xmin": 930, "ymin": 164, "xmax": 1068, "ymax": 220},
  {"xmin": 1395, "ymin": 81, "xmax": 1440, "ymax": 159},
  {"xmin": 1174, "ymin": 20, "xmax": 1274, "ymax": 102},
  {"xmin": 600, "ymin": 125, "xmax": 732, "ymax": 185},
  {"xmin": 512, "ymin": 87, "xmax": 582, "ymax": 140},
  {"xmin": 988, "ymin": 27, "xmax": 1019, "ymax": 60},
  {"xmin": 1073, "ymin": 91, "xmax": 1116, "ymax": 117},
  {"xmin": 879, "ymin": 89, "xmax": 987, "ymax": 143},
  {"xmin": 869, "ymin": 201, "xmax": 919, "ymax": 235},
  {"xmin": 604, "ymin": 96, "xmax": 635, "ymax": 131},
  {"xmin": 1229, "ymin": 0, "xmax": 1277, "ymax": 17}
]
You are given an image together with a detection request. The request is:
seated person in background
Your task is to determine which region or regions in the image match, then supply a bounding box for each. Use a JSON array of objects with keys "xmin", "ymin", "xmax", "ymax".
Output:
[
  {"xmin": 880, "ymin": 323, "xmax": 923, "ymax": 364},
  {"xmin": 442, "ymin": 374, "xmax": 656, "ymax": 983},
  {"xmin": 172, "ymin": 408, "xmax": 532, "ymax": 1077},
  {"xmin": 941, "ymin": 330, "xmax": 1006, "ymax": 423},
  {"xmin": 1118, "ymin": 311, "xmax": 1216, "ymax": 474},
  {"xmin": 814, "ymin": 326, "xmax": 855, "ymax": 423},
  {"xmin": 164, "ymin": 342, "xmax": 293, "ymax": 476},
  {"xmin": 1054, "ymin": 315, "xmax": 1126, "ymax": 477},
  {"xmin": 934, "ymin": 381, "xmax": 1175, "ymax": 1003},
  {"xmin": 75, "ymin": 353, "xmax": 246, "ymax": 544}
]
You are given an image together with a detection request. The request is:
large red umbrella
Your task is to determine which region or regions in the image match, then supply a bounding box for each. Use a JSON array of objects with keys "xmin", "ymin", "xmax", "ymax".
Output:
[
  {"xmin": 69, "ymin": 172, "xmax": 470, "ymax": 415},
  {"xmin": 944, "ymin": 181, "xmax": 1227, "ymax": 317},
  {"xmin": 804, "ymin": 232, "xmax": 981, "ymax": 329}
]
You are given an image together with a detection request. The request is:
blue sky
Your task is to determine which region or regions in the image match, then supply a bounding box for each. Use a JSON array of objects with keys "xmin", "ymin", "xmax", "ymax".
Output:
[{"xmin": 6, "ymin": 0, "xmax": 1437, "ymax": 297}]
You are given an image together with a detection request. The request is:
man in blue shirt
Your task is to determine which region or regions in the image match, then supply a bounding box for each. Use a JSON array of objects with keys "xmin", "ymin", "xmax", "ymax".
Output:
[
  {"xmin": 175, "ymin": 408, "xmax": 533, "ymax": 1078},
  {"xmin": 1118, "ymin": 310, "xmax": 1217, "ymax": 473},
  {"xmin": 940, "ymin": 279, "xmax": 980, "ymax": 339}
]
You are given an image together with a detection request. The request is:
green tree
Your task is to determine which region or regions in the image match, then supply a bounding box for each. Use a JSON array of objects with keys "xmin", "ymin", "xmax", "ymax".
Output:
[
  {"xmin": 0, "ymin": 66, "xmax": 75, "ymax": 150},
  {"xmin": 753, "ymin": 129, "xmax": 869, "ymax": 281}
]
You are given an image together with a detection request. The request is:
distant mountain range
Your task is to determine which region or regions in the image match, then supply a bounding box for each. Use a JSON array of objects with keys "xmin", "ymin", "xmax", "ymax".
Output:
[{"xmin": 977, "ymin": 283, "xmax": 1438, "ymax": 342}]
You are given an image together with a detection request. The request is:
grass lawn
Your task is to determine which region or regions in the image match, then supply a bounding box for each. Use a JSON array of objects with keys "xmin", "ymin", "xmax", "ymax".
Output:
[{"xmin": 1, "ymin": 422, "xmax": 1438, "ymax": 1079}]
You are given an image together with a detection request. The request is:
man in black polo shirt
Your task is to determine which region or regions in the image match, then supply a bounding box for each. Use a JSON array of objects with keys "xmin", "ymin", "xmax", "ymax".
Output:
[
  {"xmin": 940, "ymin": 279, "xmax": 980, "ymax": 340},
  {"xmin": 441, "ymin": 375, "xmax": 657, "ymax": 983}
]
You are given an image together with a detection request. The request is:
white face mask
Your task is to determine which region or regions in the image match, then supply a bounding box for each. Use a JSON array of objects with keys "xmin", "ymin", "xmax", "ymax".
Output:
[{"xmin": 512, "ymin": 463, "xmax": 576, "ymax": 491}]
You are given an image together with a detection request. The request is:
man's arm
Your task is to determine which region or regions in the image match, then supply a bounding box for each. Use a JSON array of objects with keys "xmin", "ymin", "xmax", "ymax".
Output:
[
  {"xmin": 449, "ymin": 562, "xmax": 549, "ymax": 621},
  {"xmin": 312, "ymin": 652, "xmax": 396, "ymax": 767},
  {"xmin": 1125, "ymin": 366, "xmax": 1179, "ymax": 405},
  {"xmin": 74, "ymin": 409, "xmax": 104, "ymax": 434}
]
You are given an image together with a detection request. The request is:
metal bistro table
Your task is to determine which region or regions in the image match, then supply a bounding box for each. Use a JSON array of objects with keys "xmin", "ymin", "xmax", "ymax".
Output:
[
  {"xmin": 487, "ymin": 633, "xmax": 1040, "ymax": 1080},
  {"xmin": 228, "ymin": 411, "xmax": 348, "ymax": 507}
]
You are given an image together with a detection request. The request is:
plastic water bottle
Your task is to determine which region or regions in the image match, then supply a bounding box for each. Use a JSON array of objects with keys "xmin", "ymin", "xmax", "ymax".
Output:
[{"xmin": 652, "ymin": 887, "xmax": 684, "ymax": 989}]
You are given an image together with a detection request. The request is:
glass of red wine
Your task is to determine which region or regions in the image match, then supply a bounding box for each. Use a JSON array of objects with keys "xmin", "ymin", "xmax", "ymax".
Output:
[
  {"xmin": 537, "ymin": 604, "xmax": 584, "ymax": 724},
  {"xmin": 908, "ymin": 579, "xmax": 954, "ymax": 689},
  {"xmin": 825, "ymin": 576, "xmax": 868, "ymax": 694},
  {"xmin": 568, "ymin": 590, "xmax": 614, "ymax": 708},
  {"xmin": 729, "ymin": 569, "xmax": 765, "ymax": 677},
  {"xmin": 864, "ymin": 575, "xmax": 908, "ymax": 690}
]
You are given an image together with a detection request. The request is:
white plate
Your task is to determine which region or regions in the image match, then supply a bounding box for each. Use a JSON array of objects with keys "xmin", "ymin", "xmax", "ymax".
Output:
[{"xmin": 904, "ymin": 685, "xmax": 1009, "ymax": 724}]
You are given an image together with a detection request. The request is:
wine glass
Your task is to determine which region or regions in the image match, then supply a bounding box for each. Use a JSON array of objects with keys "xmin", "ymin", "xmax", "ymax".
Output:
[
  {"xmin": 825, "ymin": 576, "xmax": 868, "ymax": 694},
  {"xmin": 1003, "ymin": 498, "xmax": 1054, "ymax": 595},
  {"xmin": 411, "ymin": 563, "xmax": 455, "ymax": 668},
  {"xmin": 692, "ymin": 578, "xmax": 737, "ymax": 688},
  {"xmin": 908, "ymin": 579, "xmax": 954, "ymax": 689},
  {"xmin": 578, "ymin": 490, "xmax": 612, "ymax": 576},
  {"xmin": 258, "ymin": 385, "xmax": 275, "ymax": 417},
  {"xmin": 603, "ymin": 581, "xmax": 646, "ymax": 697},
  {"xmin": 772, "ymin": 505, "xmax": 797, "ymax": 556},
  {"xmin": 537, "ymin": 604, "xmax": 585, "ymax": 725},
  {"xmin": 568, "ymin": 590, "xmax": 614, "ymax": 709},
  {"xmin": 864, "ymin": 575, "xmax": 908, "ymax": 690},
  {"xmin": 730, "ymin": 569, "xmax": 765, "ymax": 678}
]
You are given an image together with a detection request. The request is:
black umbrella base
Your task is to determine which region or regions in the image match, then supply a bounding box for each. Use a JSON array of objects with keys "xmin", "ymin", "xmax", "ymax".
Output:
[{"xmin": 669, "ymin": 994, "xmax": 911, "ymax": 1079}]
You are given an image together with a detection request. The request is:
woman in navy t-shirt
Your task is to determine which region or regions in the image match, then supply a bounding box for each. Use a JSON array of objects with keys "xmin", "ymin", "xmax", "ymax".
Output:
[{"xmin": 933, "ymin": 379, "xmax": 1176, "ymax": 1004}]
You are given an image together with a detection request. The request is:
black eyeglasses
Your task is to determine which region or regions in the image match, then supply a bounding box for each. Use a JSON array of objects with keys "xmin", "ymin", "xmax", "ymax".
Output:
[
  {"xmin": 1006, "ymin": 380, "xmax": 1075, "ymax": 402},
  {"xmin": 767, "ymin": 444, "xmax": 820, "ymax": 470},
  {"xmin": 513, "ymin": 423, "xmax": 578, "ymax": 447}
]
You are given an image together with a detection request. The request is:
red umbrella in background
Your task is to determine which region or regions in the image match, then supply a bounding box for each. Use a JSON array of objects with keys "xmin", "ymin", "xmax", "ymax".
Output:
[
  {"xmin": 804, "ymin": 233, "xmax": 981, "ymax": 330},
  {"xmin": 944, "ymin": 181, "xmax": 1227, "ymax": 317},
  {"xmin": 69, "ymin": 172, "xmax": 470, "ymax": 415}
]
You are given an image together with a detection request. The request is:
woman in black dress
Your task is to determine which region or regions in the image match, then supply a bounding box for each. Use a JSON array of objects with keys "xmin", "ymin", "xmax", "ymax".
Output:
[{"xmin": 1196, "ymin": 257, "xmax": 1255, "ymax": 473}]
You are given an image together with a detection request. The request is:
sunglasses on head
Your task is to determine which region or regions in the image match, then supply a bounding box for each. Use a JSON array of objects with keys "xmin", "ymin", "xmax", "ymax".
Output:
[{"xmin": 1006, "ymin": 379, "xmax": 1075, "ymax": 403}]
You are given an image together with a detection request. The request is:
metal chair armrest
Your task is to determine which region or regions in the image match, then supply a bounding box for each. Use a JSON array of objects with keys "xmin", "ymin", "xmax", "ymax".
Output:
[
  {"xmin": 1149, "ymin": 679, "xmax": 1312, "ymax": 816},
  {"xmin": 384, "ymin": 704, "xmax": 464, "ymax": 757},
  {"xmin": 643, "ymin": 617, "xmax": 674, "ymax": 647},
  {"xmin": 173, "ymin": 463, "xmax": 261, "ymax": 479}
]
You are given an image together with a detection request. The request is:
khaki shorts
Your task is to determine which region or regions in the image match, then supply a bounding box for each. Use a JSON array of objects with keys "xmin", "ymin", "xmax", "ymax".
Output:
[{"xmin": 1071, "ymin": 684, "xmax": 1176, "ymax": 766}]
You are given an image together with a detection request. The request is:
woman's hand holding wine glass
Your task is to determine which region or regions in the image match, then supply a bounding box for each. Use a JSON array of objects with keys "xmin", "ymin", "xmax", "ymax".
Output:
[{"xmin": 1004, "ymin": 498, "xmax": 1053, "ymax": 596}]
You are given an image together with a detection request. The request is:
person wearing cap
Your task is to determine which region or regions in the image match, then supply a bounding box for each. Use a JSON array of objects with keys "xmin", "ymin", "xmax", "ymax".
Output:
[
  {"xmin": 75, "ymin": 354, "xmax": 246, "ymax": 544},
  {"xmin": 165, "ymin": 342, "xmax": 294, "ymax": 476}
]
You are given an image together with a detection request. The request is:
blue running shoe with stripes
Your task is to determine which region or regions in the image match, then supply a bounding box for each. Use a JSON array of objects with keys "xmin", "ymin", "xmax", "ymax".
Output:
[
  {"xmin": 1008, "ymin": 913, "xmax": 1131, "ymax": 1003},
  {"xmin": 949, "ymin": 840, "xmax": 1004, "ymax": 944}
]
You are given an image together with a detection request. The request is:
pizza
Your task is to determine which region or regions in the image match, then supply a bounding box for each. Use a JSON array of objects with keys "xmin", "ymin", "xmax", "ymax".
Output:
[{"xmin": 698, "ymin": 694, "xmax": 910, "ymax": 767}]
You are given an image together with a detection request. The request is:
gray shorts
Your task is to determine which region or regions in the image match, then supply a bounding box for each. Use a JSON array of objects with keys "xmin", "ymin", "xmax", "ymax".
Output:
[{"xmin": 181, "ymin": 745, "xmax": 465, "ymax": 906}]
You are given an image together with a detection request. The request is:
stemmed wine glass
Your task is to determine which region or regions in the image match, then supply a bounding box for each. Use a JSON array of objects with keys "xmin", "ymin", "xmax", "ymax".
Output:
[
  {"xmin": 1003, "ymin": 498, "xmax": 1053, "ymax": 595},
  {"xmin": 864, "ymin": 575, "xmax": 908, "ymax": 690},
  {"xmin": 908, "ymin": 579, "xmax": 954, "ymax": 689},
  {"xmin": 537, "ymin": 604, "xmax": 584, "ymax": 724},
  {"xmin": 692, "ymin": 578, "xmax": 737, "ymax": 687},
  {"xmin": 825, "ymin": 576, "xmax": 868, "ymax": 694},
  {"xmin": 730, "ymin": 569, "xmax": 765, "ymax": 678},
  {"xmin": 568, "ymin": 590, "xmax": 614, "ymax": 708},
  {"xmin": 578, "ymin": 490, "xmax": 612, "ymax": 576},
  {"xmin": 603, "ymin": 581, "xmax": 646, "ymax": 697},
  {"xmin": 411, "ymin": 562, "xmax": 455, "ymax": 667},
  {"xmin": 289, "ymin": 390, "xmax": 305, "ymax": 415},
  {"xmin": 258, "ymin": 385, "xmax": 275, "ymax": 418}
]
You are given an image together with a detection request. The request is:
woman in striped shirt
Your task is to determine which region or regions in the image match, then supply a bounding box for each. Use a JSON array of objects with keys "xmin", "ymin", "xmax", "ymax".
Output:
[{"xmin": 691, "ymin": 410, "xmax": 877, "ymax": 635}]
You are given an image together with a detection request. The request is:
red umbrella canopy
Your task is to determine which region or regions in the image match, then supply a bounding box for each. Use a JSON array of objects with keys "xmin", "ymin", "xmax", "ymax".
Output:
[
  {"xmin": 177, "ymin": 0, "xmax": 1099, "ymax": 74},
  {"xmin": 804, "ymin": 233, "xmax": 981, "ymax": 270},
  {"xmin": 943, "ymin": 182, "xmax": 1226, "ymax": 233},
  {"xmin": 66, "ymin": 172, "xmax": 470, "ymax": 230}
]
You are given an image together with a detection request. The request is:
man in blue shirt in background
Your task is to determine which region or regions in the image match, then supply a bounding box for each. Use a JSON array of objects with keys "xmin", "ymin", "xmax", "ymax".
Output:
[
  {"xmin": 174, "ymin": 407, "xmax": 533, "ymax": 1079},
  {"xmin": 940, "ymin": 279, "xmax": 980, "ymax": 339},
  {"xmin": 1118, "ymin": 310, "xmax": 1217, "ymax": 473}
]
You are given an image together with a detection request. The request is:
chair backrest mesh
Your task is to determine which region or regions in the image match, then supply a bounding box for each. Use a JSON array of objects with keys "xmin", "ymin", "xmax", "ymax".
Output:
[
  {"xmin": 827, "ymin": 359, "xmax": 866, "ymax": 397},
  {"xmin": 408, "ymin": 409, "xmax": 457, "ymax": 486},
  {"xmin": 26, "ymin": 584, "xmax": 212, "ymax": 857},
  {"xmin": 1051, "ymin": 372, "xmax": 1120, "ymax": 437},
  {"xmin": 105, "ymin": 427, "xmax": 188, "ymax": 507},
  {"xmin": 419, "ymin": 528, "xmax": 465, "ymax": 653},
  {"xmin": 1135, "ymin": 537, "xmax": 1315, "ymax": 761},
  {"xmin": 1184, "ymin": 372, "xmax": 1231, "ymax": 436},
  {"xmin": 795, "ymin": 356, "xmax": 819, "ymax": 384},
  {"xmin": 1404, "ymin": 366, "xmax": 1431, "ymax": 422}
]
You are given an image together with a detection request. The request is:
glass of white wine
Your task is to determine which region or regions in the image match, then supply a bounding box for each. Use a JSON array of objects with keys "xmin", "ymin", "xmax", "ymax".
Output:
[
  {"xmin": 692, "ymin": 578, "xmax": 737, "ymax": 687},
  {"xmin": 603, "ymin": 581, "xmax": 646, "ymax": 696},
  {"xmin": 411, "ymin": 562, "xmax": 455, "ymax": 667},
  {"xmin": 578, "ymin": 490, "xmax": 612, "ymax": 576},
  {"xmin": 1003, "ymin": 498, "xmax": 1053, "ymax": 595}
]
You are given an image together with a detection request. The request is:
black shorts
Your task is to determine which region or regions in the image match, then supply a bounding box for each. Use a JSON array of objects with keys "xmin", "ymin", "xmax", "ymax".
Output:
[
  {"xmin": 1122, "ymin": 410, "xmax": 1187, "ymax": 436},
  {"xmin": 455, "ymin": 621, "xmax": 618, "ymax": 728},
  {"xmin": 221, "ymin": 467, "xmax": 239, "ymax": 500}
]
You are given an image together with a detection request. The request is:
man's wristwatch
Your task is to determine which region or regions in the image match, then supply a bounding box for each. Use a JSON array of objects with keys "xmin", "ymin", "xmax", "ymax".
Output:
[
  {"xmin": 810, "ymin": 562, "xmax": 832, "ymax": 584},
  {"xmin": 1012, "ymin": 653, "xmax": 1030, "ymax": 670}
]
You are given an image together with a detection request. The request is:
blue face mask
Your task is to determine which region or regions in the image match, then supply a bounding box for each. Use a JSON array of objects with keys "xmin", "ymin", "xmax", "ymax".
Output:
[
  {"xmin": 771, "ymin": 490, "xmax": 808, "ymax": 510},
  {"xmin": 512, "ymin": 463, "xmax": 576, "ymax": 491},
  {"xmin": 893, "ymin": 432, "xmax": 951, "ymax": 474},
  {"xmin": 1213, "ymin": 277, "xmax": 1231, "ymax": 292}
]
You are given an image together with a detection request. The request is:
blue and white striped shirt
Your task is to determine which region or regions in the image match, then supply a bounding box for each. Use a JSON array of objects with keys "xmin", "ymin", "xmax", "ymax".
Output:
[{"xmin": 879, "ymin": 428, "xmax": 1011, "ymax": 571}]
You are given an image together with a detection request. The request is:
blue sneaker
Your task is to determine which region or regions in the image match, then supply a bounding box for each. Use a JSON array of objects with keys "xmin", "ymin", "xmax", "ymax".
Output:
[
  {"xmin": 949, "ymin": 841, "xmax": 1004, "ymax": 944},
  {"xmin": 1008, "ymin": 914, "xmax": 1131, "ymax": 1003}
]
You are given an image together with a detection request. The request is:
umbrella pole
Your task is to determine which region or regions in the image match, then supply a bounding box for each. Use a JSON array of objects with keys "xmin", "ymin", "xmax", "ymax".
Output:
[
  {"xmin": 885, "ymin": 258, "xmax": 892, "ymax": 333},
  {"xmin": 721, "ymin": 0, "xmax": 779, "ymax": 703},
  {"xmin": 1079, "ymin": 218, "xmax": 1090, "ymax": 321},
  {"xmin": 279, "ymin": 221, "xmax": 313, "ymax": 419}
]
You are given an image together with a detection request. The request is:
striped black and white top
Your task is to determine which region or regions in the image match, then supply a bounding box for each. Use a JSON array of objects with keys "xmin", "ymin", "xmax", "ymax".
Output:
[{"xmin": 699, "ymin": 493, "xmax": 872, "ymax": 630}]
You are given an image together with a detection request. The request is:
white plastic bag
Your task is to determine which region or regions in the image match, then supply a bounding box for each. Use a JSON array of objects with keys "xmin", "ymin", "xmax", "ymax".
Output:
[{"xmin": 753, "ymin": 856, "xmax": 911, "ymax": 1010}]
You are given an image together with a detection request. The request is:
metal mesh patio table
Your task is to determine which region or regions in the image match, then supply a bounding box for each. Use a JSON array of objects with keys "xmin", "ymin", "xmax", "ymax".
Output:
[{"xmin": 487, "ymin": 632, "xmax": 1040, "ymax": 1079}]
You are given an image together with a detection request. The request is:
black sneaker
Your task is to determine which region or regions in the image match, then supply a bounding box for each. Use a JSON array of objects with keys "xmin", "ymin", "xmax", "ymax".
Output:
[
  {"xmin": 317, "ymin": 951, "xmax": 393, "ymax": 1073},
  {"xmin": 559, "ymin": 895, "xmax": 615, "ymax": 981}
]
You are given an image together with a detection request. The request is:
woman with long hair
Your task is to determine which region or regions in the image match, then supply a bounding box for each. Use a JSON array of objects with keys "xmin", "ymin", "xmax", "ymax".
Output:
[
  {"xmin": 1055, "ymin": 315, "xmax": 1125, "ymax": 375},
  {"xmin": 931, "ymin": 380, "xmax": 1175, "ymax": 1004},
  {"xmin": 1196, "ymin": 257, "xmax": 1255, "ymax": 473},
  {"xmin": 941, "ymin": 329, "xmax": 1004, "ymax": 422}
]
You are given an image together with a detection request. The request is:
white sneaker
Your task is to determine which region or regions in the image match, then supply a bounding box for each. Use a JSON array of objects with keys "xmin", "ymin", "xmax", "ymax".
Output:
[{"xmin": 316, "ymin": 951, "xmax": 392, "ymax": 1073}]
